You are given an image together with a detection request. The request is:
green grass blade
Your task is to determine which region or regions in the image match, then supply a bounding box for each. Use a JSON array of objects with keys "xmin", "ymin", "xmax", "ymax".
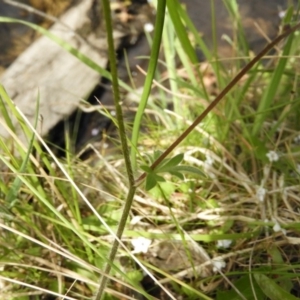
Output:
[
  {"xmin": 130, "ymin": 0, "xmax": 167, "ymax": 171},
  {"xmin": 6, "ymin": 93, "xmax": 40, "ymax": 205}
]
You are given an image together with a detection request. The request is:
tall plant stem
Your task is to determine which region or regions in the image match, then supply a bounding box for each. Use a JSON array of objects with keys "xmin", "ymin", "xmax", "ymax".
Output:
[{"xmin": 94, "ymin": 1, "xmax": 136, "ymax": 299}]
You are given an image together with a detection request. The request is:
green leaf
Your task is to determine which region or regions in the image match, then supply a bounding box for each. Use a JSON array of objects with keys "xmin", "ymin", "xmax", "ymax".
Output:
[
  {"xmin": 172, "ymin": 165, "xmax": 205, "ymax": 177},
  {"xmin": 169, "ymin": 170, "xmax": 185, "ymax": 180},
  {"xmin": 145, "ymin": 173, "xmax": 158, "ymax": 191},
  {"xmin": 254, "ymin": 273, "xmax": 299, "ymax": 300},
  {"xmin": 267, "ymin": 246, "xmax": 293, "ymax": 292},
  {"xmin": 153, "ymin": 150, "xmax": 164, "ymax": 160},
  {"xmin": 140, "ymin": 165, "xmax": 153, "ymax": 173},
  {"xmin": 145, "ymin": 173, "xmax": 166, "ymax": 191},
  {"xmin": 155, "ymin": 153, "xmax": 184, "ymax": 172},
  {"xmin": 217, "ymin": 274, "xmax": 265, "ymax": 300},
  {"xmin": 154, "ymin": 174, "xmax": 165, "ymax": 183}
]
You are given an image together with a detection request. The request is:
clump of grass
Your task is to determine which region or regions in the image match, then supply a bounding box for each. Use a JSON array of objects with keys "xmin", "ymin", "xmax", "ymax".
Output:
[{"xmin": 1, "ymin": 1, "xmax": 300, "ymax": 300}]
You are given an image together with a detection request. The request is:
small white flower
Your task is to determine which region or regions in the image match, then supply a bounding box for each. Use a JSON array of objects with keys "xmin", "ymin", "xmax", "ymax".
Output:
[
  {"xmin": 266, "ymin": 151, "xmax": 279, "ymax": 162},
  {"xmin": 294, "ymin": 135, "xmax": 300, "ymax": 144},
  {"xmin": 217, "ymin": 239, "xmax": 232, "ymax": 249},
  {"xmin": 278, "ymin": 10, "xmax": 286, "ymax": 19},
  {"xmin": 273, "ymin": 221, "xmax": 287, "ymax": 235},
  {"xmin": 204, "ymin": 155, "xmax": 214, "ymax": 166},
  {"xmin": 91, "ymin": 128, "xmax": 100, "ymax": 136},
  {"xmin": 131, "ymin": 237, "xmax": 152, "ymax": 254},
  {"xmin": 256, "ymin": 187, "xmax": 267, "ymax": 202},
  {"xmin": 273, "ymin": 222, "xmax": 281, "ymax": 232},
  {"xmin": 144, "ymin": 22, "xmax": 154, "ymax": 32},
  {"xmin": 212, "ymin": 258, "xmax": 226, "ymax": 272}
]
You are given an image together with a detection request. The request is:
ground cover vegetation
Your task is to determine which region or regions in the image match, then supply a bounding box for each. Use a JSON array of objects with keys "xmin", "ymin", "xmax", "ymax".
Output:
[{"xmin": 0, "ymin": 0, "xmax": 300, "ymax": 299}]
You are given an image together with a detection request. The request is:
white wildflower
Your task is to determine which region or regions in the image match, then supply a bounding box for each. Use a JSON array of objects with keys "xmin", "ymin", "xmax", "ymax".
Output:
[
  {"xmin": 278, "ymin": 10, "xmax": 286, "ymax": 19},
  {"xmin": 212, "ymin": 258, "xmax": 226, "ymax": 272},
  {"xmin": 144, "ymin": 22, "xmax": 154, "ymax": 32},
  {"xmin": 217, "ymin": 239, "xmax": 232, "ymax": 249},
  {"xmin": 256, "ymin": 187, "xmax": 267, "ymax": 202},
  {"xmin": 294, "ymin": 134, "xmax": 300, "ymax": 144},
  {"xmin": 204, "ymin": 154, "xmax": 214, "ymax": 166},
  {"xmin": 273, "ymin": 220, "xmax": 287, "ymax": 235},
  {"xmin": 266, "ymin": 151, "xmax": 279, "ymax": 162},
  {"xmin": 131, "ymin": 237, "xmax": 152, "ymax": 254},
  {"xmin": 91, "ymin": 128, "xmax": 100, "ymax": 136}
]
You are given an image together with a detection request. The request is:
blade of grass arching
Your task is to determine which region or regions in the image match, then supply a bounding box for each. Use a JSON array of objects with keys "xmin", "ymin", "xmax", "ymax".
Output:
[
  {"xmin": 252, "ymin": 8, "xmax": 294, "ymax": 136},
  {"xmin": 130, "ymin": 0, "xmax": 167, "ymax": 171},
  {"xmin": 0, "ymin": 17, "xmax": 130, "ymax": 93},
  {"xmin": 5, "ymin": 93, "xmax": 40, "ymax": 206}
]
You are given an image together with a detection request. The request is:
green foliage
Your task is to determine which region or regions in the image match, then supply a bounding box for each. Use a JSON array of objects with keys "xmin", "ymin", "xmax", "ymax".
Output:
[
  {"xmin": 217, "ymin": 274, "xmax": 266, "ymax": 300},
  {"xmin": 1, "ymin": 1, "xmax": 300, "ymax": 300},
  {"xmin": 141, "ymin": 152, "xmax": 204, "ymax": 190},
  {"xmin": 254, "ymin": 273, "xmax": 298, "ymax": 300}
]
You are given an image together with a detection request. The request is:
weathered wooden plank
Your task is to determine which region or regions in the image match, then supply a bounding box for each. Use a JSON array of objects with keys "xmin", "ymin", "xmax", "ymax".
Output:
[{"xmin": 0, "ymin": 0, "xmax": 123, "ymax": 141}]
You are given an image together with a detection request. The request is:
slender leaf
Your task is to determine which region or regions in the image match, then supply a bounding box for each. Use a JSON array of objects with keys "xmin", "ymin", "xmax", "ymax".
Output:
[
  {"xmin": 155, "ymin": 153, "xmax": 184, "ymax": 172},
  {"xmin": 254, "ymin": 273, "xmax": 299, "ymax": 300}
]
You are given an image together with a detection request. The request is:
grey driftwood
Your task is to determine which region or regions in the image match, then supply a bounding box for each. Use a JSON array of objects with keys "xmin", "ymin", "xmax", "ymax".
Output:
[{"xmin": 0, "ymin": 0, "xmax": 124, "ymax": 142}]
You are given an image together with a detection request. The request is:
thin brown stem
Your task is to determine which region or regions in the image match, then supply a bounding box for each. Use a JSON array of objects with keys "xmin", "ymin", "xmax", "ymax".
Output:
[{"xmin": 135, "ymin": 22, "xmax": 300, "ymax": 186}]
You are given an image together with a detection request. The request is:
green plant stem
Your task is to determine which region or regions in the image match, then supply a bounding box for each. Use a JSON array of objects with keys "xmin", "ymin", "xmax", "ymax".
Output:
[
  {"xmin": 94, "ymin": 187, "xmax": 136, "ymax": 300},
  {"xmin": 94, "ymin": 1, "xmax": 136, "ymax": 299},
  {"xmin": 130, "ymin": 0, "xmax": 167, "ymax": 171},
  {"xmin": 135, "ymin": 21, "xmax": 300, "ymax": 186}
]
